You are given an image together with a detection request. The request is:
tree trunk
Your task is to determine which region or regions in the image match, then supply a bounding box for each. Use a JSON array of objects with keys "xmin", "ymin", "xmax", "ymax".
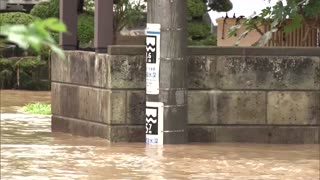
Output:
[{"xmin": 146, "ymin": 0, "xmax": 188, "ymax": 144}]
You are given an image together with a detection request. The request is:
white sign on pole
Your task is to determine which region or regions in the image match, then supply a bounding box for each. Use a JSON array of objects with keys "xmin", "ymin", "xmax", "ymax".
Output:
[
  {"xmin": 146, "ymin": 101, "xmax": 164, "ymax": 145},
  {"xmin": 146, "ymin": 23, "xmax": 161, "ymax": 95}
]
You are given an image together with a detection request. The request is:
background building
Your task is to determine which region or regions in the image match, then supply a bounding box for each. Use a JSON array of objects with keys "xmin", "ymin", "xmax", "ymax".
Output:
[{"xmin": 0, "ymin": 0, "xmax": 48, "ymax": 12}]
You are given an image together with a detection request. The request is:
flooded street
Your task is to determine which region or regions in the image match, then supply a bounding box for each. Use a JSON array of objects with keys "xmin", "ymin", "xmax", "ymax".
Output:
[{"xmin": 1, "ymin": 90, "xmax": 319, "ymax": 179}]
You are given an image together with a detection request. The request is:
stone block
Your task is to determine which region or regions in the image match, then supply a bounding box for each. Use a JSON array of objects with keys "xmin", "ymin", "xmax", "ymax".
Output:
[
  {"xmin": 188, "ymin": 126, "xmax": 215, "ymax": 142},
  {"xmin": 188, "ymin": 91, "xmax": 217, "ymax": 124},
  {"xmin": 188, "ymin": 56, "xmax": 217, "ymax": 89},
  {"xmin": 127, "ymin": 126, "xmax": 145, "ymax": 142},
  {"xmin": 268, "ymin": 126, "xmax": 319, "ymax": 144},
  {"xmin": 51, "ymin": 82, "xmax": 61, "ymax": 115},
  {"xmin": 51, "ymin": 116, "xmax": 109, "ymax": 139},
  {"xmin": 70, "ymin": 52, "xmax": 93, "ymax": 85},
  {"xmin": 98, "ymin": 89, "xmax": 110, "ymax": 124},
  {"xmin": 60, "ymin": 84, "xmax": 79, "ymax": 119},
  {"xmin": 214, "ymin": 126, "xmax": 269, "ymax": 143},
  {"xmin": 78, "ymin": 87, "xmax": 110, "ymax": 123},
  {"xmin": 216, "ymin": 91, "xmax": 266, "ymax": 124},
  {"xmin": 213, "ymin": 125, "xmax": 319, "ymax": 143},
  {"xmin": 78, "ymin": 87, "xmax": 99, "ymax": 122},
  {"xmin": 127, "ymin": 91, "xmax": 145, "ymax": 125},
  {"xmin": 217, "ymin": 56, "xmax": 320, "ymax": 90},
  {"xmin": 267, "ymin": 91, "xmax": 320, "ymax": 125},
  {"xmin": 51, "ymin": 115, "xmax": 69, "ymax": 133},
  {"xmin": 109, "ymin": 55, "xmax": 145, "ymax": 89},
  {"xmin": 89, "ymin": 54, "xmax": 108, "ymax": 88},
  {"xmin": 52, "ymin": 51, "xmax": 109, "ymax": 88},
  {"xmin": 110, "ymin": 91, "xmax": 126, "ymax": 124},
  {"xmin": 109, "ymin": 126, "xmax": 129, "ymax": 142},
  {"xmin": 51, "ymin": 52, "xmax": 71, "ymax": 82}
]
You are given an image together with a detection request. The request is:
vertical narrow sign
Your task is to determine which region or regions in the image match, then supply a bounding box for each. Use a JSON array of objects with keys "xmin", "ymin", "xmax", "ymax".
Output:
[
  {"xmin": 146, "ymin": 23, "xmax": 161, "ymax": 95},
  {"xmin": 146, "ymin": 102, "xmax": 164, "ymax": 145}
]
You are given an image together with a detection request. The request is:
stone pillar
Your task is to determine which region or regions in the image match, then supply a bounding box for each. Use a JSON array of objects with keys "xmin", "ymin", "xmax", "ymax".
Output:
[
  {"xmin": 59, "ymin": 0, "xmax": 78, "ymax": 50},
  {"xmin": 146, "ymin": 0, "xmax": 188, "ymax": 144},
  {"xmin": 94, "ymin": 0, "xmax": 113, "ymax": 53}
]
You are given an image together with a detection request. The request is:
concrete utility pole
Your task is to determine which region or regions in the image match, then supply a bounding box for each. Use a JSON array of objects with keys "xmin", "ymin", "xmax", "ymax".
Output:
[{"xmin": 146, "ymin": 0, "xmax": 188, "ymax": 144}]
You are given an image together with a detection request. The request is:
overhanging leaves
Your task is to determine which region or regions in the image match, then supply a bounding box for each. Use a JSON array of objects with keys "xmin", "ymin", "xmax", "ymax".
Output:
[{"xmin": 0, "ymin": 18, "xmax": 66, "ymax": 59}]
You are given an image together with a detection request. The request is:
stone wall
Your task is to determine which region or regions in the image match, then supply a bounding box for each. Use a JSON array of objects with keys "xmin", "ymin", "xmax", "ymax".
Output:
[{"xmin": 51, "ymin": 46, "xmax": 320, "ymax": 144}]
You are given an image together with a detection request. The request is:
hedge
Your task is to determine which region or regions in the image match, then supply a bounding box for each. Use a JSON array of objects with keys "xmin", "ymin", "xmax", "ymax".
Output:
[
  {"xmin": 30, "ymin": 0, "xmax": 59, "ymax": 19},
  {"xmin": 0, "ymin": 57, "xmax": 49, "ymax": 90},
  {"xmin": 30, "ymin": 2, "xmax": 51, "ymax": 19},
  {"xmin": 78, "ymin": 13, "xmax": 94, "ymax": 45},
  {"xmin": 0, "ymin": 12, "xmax": 37, "ymax": 25}
]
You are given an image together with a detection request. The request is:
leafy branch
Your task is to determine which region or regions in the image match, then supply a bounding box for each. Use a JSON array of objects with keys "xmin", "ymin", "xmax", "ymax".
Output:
[
  {"xmin": 229, "ymin": 0, "xmax": 320, "ymax": 46},
  {"xmin": 0, "ymin": 18, "xmax": 66, "ymax": 59}
]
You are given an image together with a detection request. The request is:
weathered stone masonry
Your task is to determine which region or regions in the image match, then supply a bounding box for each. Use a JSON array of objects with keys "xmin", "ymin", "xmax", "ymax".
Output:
[{"xmin": 51, "ymin": 46, "xmax": 320, "ymax": 144}]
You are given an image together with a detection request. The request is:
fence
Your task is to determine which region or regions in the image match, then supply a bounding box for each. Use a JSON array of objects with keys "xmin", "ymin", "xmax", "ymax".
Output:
[
  {"xmin": 265, "ymin": 23, "xmax": 319, "ymax": 47},
  {"xmin": 217, "ymin": 18, "xmax": 320, "ymax": 47}
]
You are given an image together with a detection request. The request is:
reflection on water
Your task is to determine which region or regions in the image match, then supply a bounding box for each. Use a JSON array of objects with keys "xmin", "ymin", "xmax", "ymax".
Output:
[{"xmin": 1, "ymin": 90, "xmax": 319, "ymax": 179}]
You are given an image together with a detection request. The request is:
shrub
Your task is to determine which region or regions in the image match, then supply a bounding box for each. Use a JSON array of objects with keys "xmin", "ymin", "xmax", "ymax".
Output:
[
  {"xmin": 48, "ymin": 0, "xmax": 59, "ymax": 18},
  {"xmin": 30, "ymin": 2, "xmax": 50, "ymax": 19},
  {"xmin": 23, "ymin": 102, "xmax": 51, "ymax": 115},
  {"xmin": 78, "ymin": 13, "xmax": 94, "ymax": 45},
  {"xmin": 189, "ymin": 34, "xmax": 217, "ymax": 46},
  {"xmin": 30, "ymin": 0, "xmax": 59, "ymax": 19},
  {"xmin": 187, "ymin": 0, "xmax": 216, "ymax": 46},
  {"xmin": 0, "ymin": 57, "xmax": 49, "ymax": 90},
  {"xmin": 188, "ymin": 21, "xmax": 211, "ymax": 40},
  {"xmin": 0, "ymin": 58, "xmax": 15, "ymax": 88},
  {"xmin": 0, "ymin": 12, "xmax": 37, "ymax": 25},
  {"xmin": 187, "ymin": 0, "xmax": 207, "ymax": 18}
]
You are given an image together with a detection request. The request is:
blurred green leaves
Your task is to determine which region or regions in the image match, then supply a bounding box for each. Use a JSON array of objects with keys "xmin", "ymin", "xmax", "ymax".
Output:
[{"xmin": 0, "ymin": 18, "xmax": 66, "ymax": 59}]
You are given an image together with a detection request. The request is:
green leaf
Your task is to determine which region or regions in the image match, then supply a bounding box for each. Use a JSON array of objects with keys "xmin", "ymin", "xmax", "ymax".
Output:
[
  {"xmin": 43, "ymin": 18, "xmax": 67, "ymax": 32},
  {"xmin": 0, "ymin": 18, "xmax": 66, "ymax": 58},
  {"xmin": 284, "ymin": 14, "xmax": 303, "ymax": 34},
  {"xmin": 48, "ymin": 44, "xmax": 65, "ymax": 60},
  {"xmin": 26, "ymin": 35, "xmax": 42, "ymax": 52}
]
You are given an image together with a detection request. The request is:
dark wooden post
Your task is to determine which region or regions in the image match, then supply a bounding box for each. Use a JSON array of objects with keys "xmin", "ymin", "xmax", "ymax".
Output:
[
  {"xmin": 147, "ymin": 0, "xmax": 188, "ymax": 144},
  {"xmin": 59, "ymin": 0, "xmax": 78, "ymax": 50},
  {"xmin": 94, "ymin": 0, "xmax": 113, "ymax": 53}
]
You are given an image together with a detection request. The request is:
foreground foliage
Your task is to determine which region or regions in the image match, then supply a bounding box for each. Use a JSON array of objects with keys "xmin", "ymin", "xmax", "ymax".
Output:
[
  {"xmin": 0, "ymin": 17, "xmax": 62, "ymax": 89},
  {"xmin": 23, "ymin": 102, "xmax": 51, "ymax": 115},
  {"xmin": 229, "ymin": 0, "xmax": 320, "ymax": 46},
  {"xmin": 0, "ymin": 18, "xmax": 66, "ymax": 58}
]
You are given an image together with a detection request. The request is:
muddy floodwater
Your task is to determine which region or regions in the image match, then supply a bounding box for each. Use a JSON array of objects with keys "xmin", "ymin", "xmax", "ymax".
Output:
[{"xmin": 1, "ymin": 90, "xmax": 319, "ymax": 179}]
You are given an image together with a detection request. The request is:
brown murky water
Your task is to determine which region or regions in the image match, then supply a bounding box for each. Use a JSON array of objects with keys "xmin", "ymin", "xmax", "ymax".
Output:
[{"xmin": 1, "ymin": 90, "xmax": 319, "ymax": 179}]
